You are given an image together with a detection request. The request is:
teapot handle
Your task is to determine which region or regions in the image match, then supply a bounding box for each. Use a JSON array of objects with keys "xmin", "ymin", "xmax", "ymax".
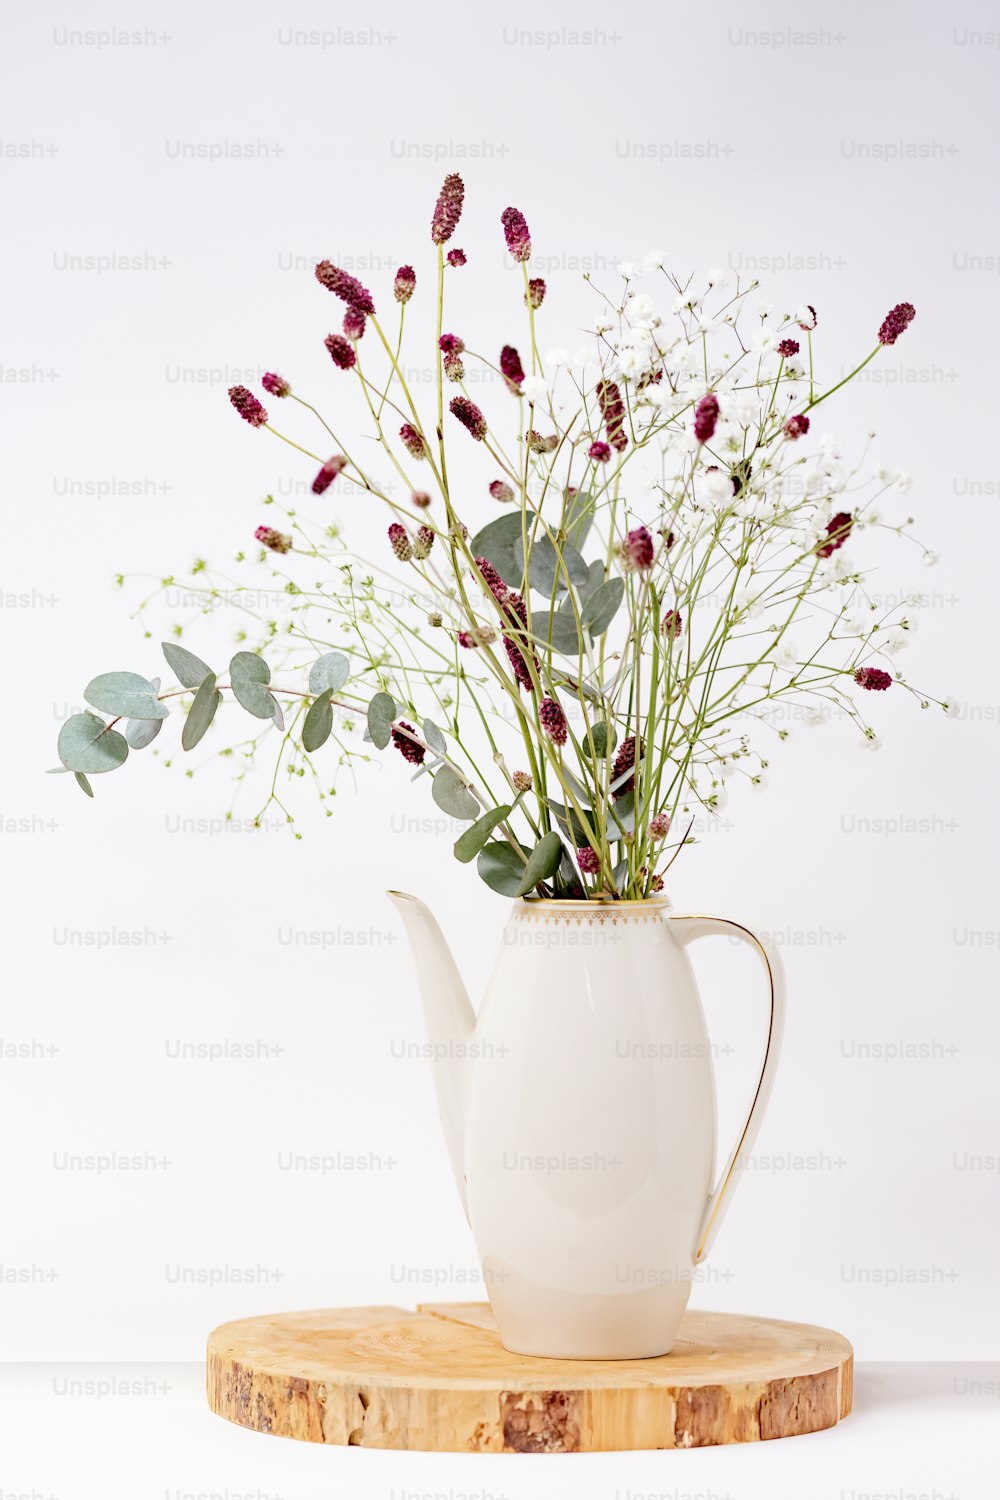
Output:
[{"xmin": 669, "ymin": 915, "xmax": 786, "ymax": 1262}]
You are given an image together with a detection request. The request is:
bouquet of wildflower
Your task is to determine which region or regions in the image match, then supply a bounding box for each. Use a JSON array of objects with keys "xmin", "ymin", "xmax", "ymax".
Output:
[{"xmin": 55, "ymin": 174, "xmax": 945, "ymax": 901}]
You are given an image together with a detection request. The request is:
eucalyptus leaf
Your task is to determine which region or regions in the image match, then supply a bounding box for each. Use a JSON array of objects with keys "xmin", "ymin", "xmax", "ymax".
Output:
[
  {"xmin": 608, "ymin": 789, "xmax": 636, "ymax": 836},
  {"xmin": 161, "ymin": 642, "xmax": 212, "ymax": 689},
  {"xmin": 577, "ymin": 560, "xmax": 606, "ymax": 607},
  {"xmin": 516, "ymin": 531, "xmax": 590, "ymax": 597},
  {"xmin": 431, "ymin": 765, "xmax": 479, "ymax": 821},
  {"xmin": 308, "ymin": 652, "xmax": 350, "ymax": 696},
  {"xmin": 581, "ymin": 577, "xmax": 625, "ymax": 636},
  {"xmin": 57, "ymin": 712, "xmax": 129, "ymax": 774},
  {"xmin": 563, "ymin": 489, "xmax": 596, "ymax": 549},
  {"xmin": 583, "ymin": 721, "xmax": 616, "ymax": 758},
  {"xmin": 553, "ymin": 846, "xmax": 585, "ymax": 899},
  {"xmin": 182, "ymin": 672, "xmax": 221, "ymax": 750},
  {"xmin": 422, "ymin": 718, "xmax": 447, "ymax": 755},
  {"xmin": 229, "ymin": 652, "xmax": 276, "ymax": 720},
  {"xmin": 271, "ymin": 698, "xmax": 285, "ymax": 733},
  {"xmin": 515, "ymin": 830, "xmax": 564, "ymax": 896},
  {"xmin": 367, "ymin": 691, "xmax": 396, "ymax": 749},
  {"xmin": 302, "ymin": 688, "xmax": 334, "ymax": 752},
  {"xmin": 532, "ymin": 608, "xmax": 584, "ymax": 657},
  {"xmin": 477, "ymin": 841, "xmax": 531, "ymax": 896},
  {"xmin": 84, "ymin": 671, "xmax": 168, "ymax": 721},
  {"xmin": 75, "ymin": 772, "xmax": 94, "ymax": 799},
  {"xmin": 124, "ymin": 716, "xmax": 164, "ymax": 750},
  {"xmin": 545, "ymin": 796, "xmax": 601, "ymax": 846},
  {"xmin": 454, "ymin": 804, "xmax": 512, "ymax": 863},
  {"xmin": 470, "ymin": 510, "xmax": 533, "ymax": 588},
  {"xmin": 613, "ymin": 859, "xmax": 631, "ymax": 894}
]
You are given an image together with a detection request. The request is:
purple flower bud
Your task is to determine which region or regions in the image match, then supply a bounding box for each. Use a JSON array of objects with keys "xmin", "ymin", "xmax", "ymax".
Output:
[
  {"xmin": 458, "ymin": 631, "xmax": 477, "ymax": 649},
  {"xmin": 817, "ymin": 512, "xmax": 853, "ymax": 559},
  {"xmin": 855, "ymin": 667, "xmax": 893, "ymax": 691},
  {"xmin": 501, "ymin": 206, "xmax": 532, "ymax": 263},
  {"xmin": 439, "ymin": 333, "xmax": 465, "ymax": 355},
  {"xmin": 777, "ymin": 338, "xmax": 800, "ymax": 358},
  {"xmin": 525, "ymin": 277, "xmax": 546, "ymax": 310},
  {"xmin": 512, "ymin": 770, "xmax": 533, "ymax": 792},
  {"xmin": 394, "ymin": 265, "xmax": 416, "ymax": 304},
  {"xmin": 431, "ymin": 173, "xmax": 465, "ymax": 245},
  {"xmin": 648, "ymin": 812, "xmax": 671, "ymax": 840},
  {"xmin": 502, "ymin": 592, "xmax": 537, "ymax": 692},
  {"xmin": 588, "ymin": 440, "xmax": 611, "ymax": 463},
  {"xmin": 621, "ymin": 526, "xmax": 654, "ymax": 571},
  {"xmin": 262, "ymin": 372, "xmax": 291, "ymax": 398},
  {"xmin": 490, "ymin": 480, "xmax": 515, "ymax": 503},
  {"xmin": 661, "ymin": 608, "xmax": 683, "ymax": 640},
  {"xmin": 388, "ymin": 522, "xmax": 413, "ymax": 562},
  {"xmin": 411, "ymin": 490, "xmax": 431, "ymax": 509},
  {"xmin": 255, "ymin": 524, "xmax": 291, "ymax": 553},
  {"xmin": 500, "ymin": 344, "xmax": 525, "ymax": 390},
  {"xmin": 783, "ymin": 413, "xmax": 810, "ymax": 441},
  {"xmin": 324, "ymin": 334, "xmax": 356, "ymax": 370},
  {"xmin": 413, "ymin": 524, "xmax": 435, "ymax": 560},
  {"xmin": 450, "ymin": 395, "xmax": 487, "ymax": 441},
  {"xmin": 540, "ymin": 696, "xmax": 568, "ymax": 745},
  {"xmin": 311, "ymin": 455, "xmax": 347, "ymax": 494},
  {"xmin": 525, "ymin": 429, "xmax": 557, "ymax": 453},
  {"xmin": 343, "ymin": 309, "xmax": 366, "ymax": 341},
  {"xmin": 474, "ymin": 556, "xmax": 509, "ymax": 603},
  {"xmin": 693, "ymin": 392, "xmax": 719, "ymax": 443},
  {"xmin": 610, "ymin": 736, "xmax": 640, "ymax": 800},
  {"xmin": 391, "ymin": 721, "xmax": 426, "ymax": 764},
  {"xmin": 315, "ymin": 261, "xmax": 375, "ymax": 316},
  {"xmin": 229, "ymin": 385, "xmax": 268, "ymax": 428},
  {"xmin": 400, "ymin": 423, "xmax": 426, "ymax": 459},
  {"xmin": 446, "ymin": 247, "xmax": 467, "ymax": 267},
  {"xmin": 597, "ymin": 379, "xmax": 628, "ymax": 451},
  {"xmin": 878, "ymin": 302, "xmax": 916, "ymax": 346},
  {"xmin": 577, "ymin": 846, "xmax": 600, "ymax": 875}
]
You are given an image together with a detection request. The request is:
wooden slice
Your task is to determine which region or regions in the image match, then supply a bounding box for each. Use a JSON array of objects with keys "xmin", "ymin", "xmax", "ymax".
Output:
[{"xmin": 207, "ymin": 1302, "xmax": 852, "ymax": 1451}]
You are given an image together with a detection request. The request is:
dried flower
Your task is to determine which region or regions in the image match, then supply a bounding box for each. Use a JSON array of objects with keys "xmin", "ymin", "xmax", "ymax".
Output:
[
  {"xmin": 229, "ymin": 385, "xmax": 268, "ymax": 428},
  {"xmin": 400, "ymin": 423, "xmax": 426, "ymax": 459},
  {"xmin": 394, "ymin": 265, "xmax": 416, "ymax": 304},
  {"xmin": 512, "ymin": 770, "xmax": 533, "ymax": 793},
  {"xmin": 458, "ymin": 631, "xmax": 477, "ymax": 649},
  {"xmin": 525, "ymin": 429, "xmax": 550, "ymax": 453},
  {"xmin": 818, "ymin": 511, "xmax": 853, "ymax": 558},
  {"xmin": 855, "ymin": 666, "xmax": 893, "ymax": 691},
  {"xmin": 444, "ymin": 352, "xmax": 465, "ymax": 382},
  {"xmin": 694, "ymin": 392, "xmax": 719, "ymax": 443},
  {"xmin": 427, "ymin": 610, "xmax": 443, "ymax": 627},
  {"xmin": 343, "ymin": 308, "xmax": 366, "ymax": 341},
  {"xmin": 577, "ymin": 846, "xmax": 600, "ymax": 875},
  {"xmin": 878, "ymin": 302, "xmax": 916, "ymax": 346},
  {"xmin": 501, "ymin": 206, "xmax": 532, "ymax": 262},
  {"xmin": 314, "ymin": 261, "xmax": 375, "ymax": 316},
  {"xmin": 588, "ymin": 440, "xmax": 611, "ymax": 463},
  {"xmin": 648, "ymin": 812, "xmax": 671, "ymax": 840},
  {"xmin": 431, "ymin": 173, "xmax": 464, "ymax": 245},
  {"xmin": 439, "ymin": 333, "xmax": 465, "ymax": 355},
  {"xmin": 500, "ymin": 345, "xmax": 525, "ymax": 390},
  {"xmin": 540, "ymin": 696, "xmax": 568, "ymax": 745},
  {"xmin": 526, "ymin": 277, "xmax": 546, "ymax": 309},
  {"xmin": 474, "ymin": 555, "xmax": 509, "ymax": 603},
  {"xmin": 502, "ymin": 592, "xmax": 537, "ymax": 691},
  {"xmin": 621, "ymin": 526, "xmax": 654, "ymax": 571},
  {"xmin": 797, "ymin": 305, "xmax": 818, "ymax": 331},
  {"xmin": 311, "ymin": 455, "xmax": 347, "ymax": 494},
  {"xmin": 411, "ymin": 490, "xmax": 431, "ymax": 509},
  {"xmin": 777, "ymin": 338, "xmax": 800, "ymax": 358},
  {"xmin": 255, "ymin": 525, "xmax": 292, "ymax": 554},
  {"xmin": 388, "ymin": 522, "xmax": 413, "ymax": 562},
  {"xmin": 324, "ymin": 334, "xmax": 356, "ymax": 370},
  {"xmin": 610, "ymin": 736, "xmax": 640, "ymax": 799},
  {"xmin": 648, "ymin": 872, "xmax": 665, "ymax": 894},
  {"xmin": 597, "ymin": 379, "xmax": 628, "ymax": 451},
  {"xmin": 783, "ymin": 413, "xmax": 810, "ymax": 440},
  {"xmin": 413, "ymin": 524, "xmax": 435, "ymax": 560},
  {"xmin": 661, "ymin": 608, "xmax": 683, "ymax": 640},
  {"xmin": 447, "ymin": 247, "xmax": 467, "ymax": 267},
  {"xmin": 490, "ymin": 480, "xmax": 514, "ymax": 503},
  {"xmin": 262, "ymin": 372, "xmax": 290, "ymax": 398},
  {"xmin": 450, "ymin": 395, "xmax": 487, "ymax": 441},
  {"xmin": 391, "ymin": 721, "xmax": 425, "ymax": 765}
]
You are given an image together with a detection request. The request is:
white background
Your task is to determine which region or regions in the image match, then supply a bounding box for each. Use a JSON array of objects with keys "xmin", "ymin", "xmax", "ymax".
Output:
[{"xmin": 2, "ymin": 0, "xmax": 998, "ymax": 1490}]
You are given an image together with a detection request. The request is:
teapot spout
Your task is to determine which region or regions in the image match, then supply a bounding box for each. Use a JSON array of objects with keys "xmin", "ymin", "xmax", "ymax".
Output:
[{"xmin": 387, "ymin": 892, "xmax": 475, "ymax": 1216}]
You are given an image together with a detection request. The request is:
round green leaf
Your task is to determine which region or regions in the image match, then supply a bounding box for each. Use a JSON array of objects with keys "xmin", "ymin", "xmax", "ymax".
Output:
[
  {"xmin": 477, "ymin": 841, "xmax": 531, "ymax": 896},
  {"xmin": 182, "ymin": 673, "xmax": 221, "ymax": 750},
  {"xmin": 533, "ymin": 608, "xmax": 583, "ymax": 657},
  {"xmin": 515, "ymin": 831, "xmax": 565, "ymax": 896},
  {"xmin": 308, "ymin": 652, "xmax": 350, "ymax": 696},
  {"xmin": 124, "ymin": 715, "xmax": 164, "ymax": 750},
  {"xmin": 583, "ymin": 721, "xmax": 616, "ymax": 758},
  {"xmin": 454, "ymin": 804, "xmax": 512, "ymax": 864},
  {"xmin": 84, "ymin": 671, "xmax": 168, "ymax": 721},
  {"xmin": 422, "ymin": 718, "xmax": 447, "ymax": 755},
  {"xmin": 302, "ymin": 688, "xmax": 334, "ymax": 752},
  {"xmin": 581, "ymin": 577, "xmax": 625, "ymax": 636},
  {"xmin": 367, "ymin": 692, "xmax": 396, "ymax": 749},
  {"xmin": 57, "ymin": 712, "xmax": 130, "ymax": 774},
  {"xmin": 431, "ymin": 765, "xmax": 479, "ymax": 820},
  {"xmin": 161, "ymin": 642, "xmax": 212, "ymax": 689},
  {"xmin": 470, "ymin": 510, "xmax": 534, "ymax": 588},
  {"xmin": 516, "ymin": 532, "xmax": 590, "ymax": 598},
  {"xmin": 229, "ymin": 651, "xmax": 276, "ymax": 720}
]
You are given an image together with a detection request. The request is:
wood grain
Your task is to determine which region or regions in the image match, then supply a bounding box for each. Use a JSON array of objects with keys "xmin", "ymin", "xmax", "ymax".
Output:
[{"xmin": 206, "ymin": 1303, "xmax": 852, "ymax": 1452}]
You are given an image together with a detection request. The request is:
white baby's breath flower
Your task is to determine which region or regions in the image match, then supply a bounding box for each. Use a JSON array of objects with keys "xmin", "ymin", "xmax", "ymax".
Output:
[
  {"xmin": 672, "ymin": 292, "xmax": 701, "ymax": 314},
  {"xmin": 643, "ymin": 249, "xmax": 667, "ymax": 271},
  {"xmin": 594, "ymin": 315, "xmax": 615, "ymax": 335},
  {"xmin": 616, "ymin": 346, "xmax": 648, "ymax": 378},
  {"xmin": 520, "ymin": 375, "xmax": 547, "ymax": 401},
  {"xmin": 546, "ymin": 347, "xmax": 570, "ymax": 366},
  {"xmin": 628, "ymin": 292, "xmax": 656, "ymax": 322},
  {"xmin": 695, "ymin": 312, "xmax": 719, "ymax": 334},
  {"xmin": 756, "ymin": 301, "xmax": 774, "ymax": 319},
  {"xmin": 892, "ymin": 470, "xmax": 912, "ymax": 493},
  {"xmin": 753, "ymin": 328, "xmax": 777, "ymax": 352},
  {"xmin": 922, "ymin": 550, "xmax": 938, "ymax": 567},
  {"xmin": 859, "ymin": 729, "xmax": 882, "ymax": 751},
  {"xmin": 702, "ymin": 467, "xmax": 732, "ymax": 503},
  {"xmin": 617, "ymin": 261, "xmax": 636, "ymax": 279},
  {"xmin": 942, "ymin": 698, "xmax": 960, "ymax": 718},
  {"xmin": 783, "ymin": 359, "xmax": 806, "ymax": 381},
  {"xmin": 573, "ymin": 345, "xmax": 598, "ymax": 369},
  {"xmin": 706, "ymin": 267, "xmax": 730, "ymax": 290}
]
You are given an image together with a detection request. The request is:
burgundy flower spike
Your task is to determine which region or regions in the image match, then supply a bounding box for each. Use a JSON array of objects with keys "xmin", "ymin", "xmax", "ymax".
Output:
[
  {"xmin": 501, "ymin": 206, "xmax": 532, "ymax": 263},
  {"xmin": 878, "ymin": 302, "xmax": 916, "ymax": 347},
  {"xmin": 450, "ymin": 396, "xmax": 487, "ymax": 441},
  {"xmin": 229, "ymin": 385, "xmax": 268, "ymax": 428},
  {"xmin": 314, "ymin": 261, "xmax": 375, "ymax": 317},
  {"xmin": 431, "ymin": 173, "xmax": 465, "ymax": 245},
  {"xmin": 855, "ymin": 667, "xmax": 893, "ymax": 691}
]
